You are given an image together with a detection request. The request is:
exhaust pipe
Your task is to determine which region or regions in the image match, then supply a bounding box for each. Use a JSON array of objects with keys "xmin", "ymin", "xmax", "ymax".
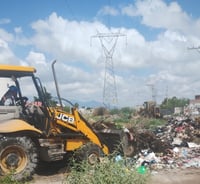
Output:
[{"xmin": 52, "ymin": 60, "xmax": 63, "ymax": 108}]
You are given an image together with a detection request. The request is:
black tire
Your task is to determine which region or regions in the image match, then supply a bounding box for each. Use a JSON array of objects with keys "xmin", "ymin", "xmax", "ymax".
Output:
[
  {"xmin": 74, "ymin": 143, "xmax": 103, "ymax": 165},
  {"xmin": 0, "ymin": 136, "xmax": 38, "ymax": 181}
]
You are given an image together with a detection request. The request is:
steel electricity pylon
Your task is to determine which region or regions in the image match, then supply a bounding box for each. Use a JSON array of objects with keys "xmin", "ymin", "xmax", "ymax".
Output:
[{"xmin": 92, "ymin": 31, "xmax": 126, "ymax": 108}]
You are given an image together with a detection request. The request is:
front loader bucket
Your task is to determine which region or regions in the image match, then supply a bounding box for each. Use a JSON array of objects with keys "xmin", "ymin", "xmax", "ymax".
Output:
[{"xmin": 96, "ymin": 129, "xmax": 126, "ymax": 155}]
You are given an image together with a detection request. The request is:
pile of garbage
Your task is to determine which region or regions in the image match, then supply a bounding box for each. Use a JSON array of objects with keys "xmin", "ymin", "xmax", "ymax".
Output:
[
  {"xmin": 126, "ymin": 115, "xmax": 200, "ymax": 171},
  {"xmin": 154, "ymin": 116, "xmax": 200, "ymax": 146},
  {"xmin": 92, "ymin": 114, "xmax": 200, "ymax": 171}
]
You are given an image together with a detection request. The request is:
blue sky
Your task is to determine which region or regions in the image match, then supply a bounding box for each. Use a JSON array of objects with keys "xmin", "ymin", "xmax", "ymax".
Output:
[{"xmin": 0, "ymin": 0, "xmax": 200, "ymax": 107}]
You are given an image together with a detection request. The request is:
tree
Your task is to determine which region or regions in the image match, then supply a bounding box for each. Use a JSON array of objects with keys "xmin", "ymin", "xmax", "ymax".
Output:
[
  {"xmin": 160, "ymin": 96, "xmax": 189, "ymax": 111},
  {"xmin": 34, "ymin": 88, "xmax": 57, "ymax": 106}
]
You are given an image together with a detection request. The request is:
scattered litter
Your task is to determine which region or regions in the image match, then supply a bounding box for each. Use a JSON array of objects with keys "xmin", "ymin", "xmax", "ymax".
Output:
[
  {"xmin": 94, "ymin": 114, "xmax": 200, "ymax": 173},
  {"xmin": 137, "ymin": 165, "xmax": 147, "ymax": 174},
  {"xmin": 122, "ymin": 115, "xmax": 200, "ymax": 172}
]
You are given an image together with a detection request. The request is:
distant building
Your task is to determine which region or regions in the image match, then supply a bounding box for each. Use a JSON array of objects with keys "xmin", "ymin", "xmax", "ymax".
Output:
[
  {"xmin": 188, "ymin": 95, "xmax": 200, "ymax": 115},
  {"xmin": 79, "ymin": 106, "xmax": 94, "ymax": 115},
  {"xmin": 190, "ymin": 95, "xmax": 200, "ymax": 107},
  {"xmin": 174, "ymin": 107, "xmax": 183, "ymax": 114}
]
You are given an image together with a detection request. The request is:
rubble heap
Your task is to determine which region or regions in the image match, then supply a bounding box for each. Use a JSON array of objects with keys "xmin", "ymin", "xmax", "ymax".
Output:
[
  {"xmin": 92, "ymin": 114, "xmax": 200, "ymax": 170},
  {"xmin": 128, "ymin": 116, "xmax": 200, "ymax": 170}
]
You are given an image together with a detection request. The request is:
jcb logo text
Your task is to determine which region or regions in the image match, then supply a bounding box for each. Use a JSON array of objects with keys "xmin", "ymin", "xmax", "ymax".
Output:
[{"xmin": 56, "ymin": 113, "xmax": 74, "ymax": 124}]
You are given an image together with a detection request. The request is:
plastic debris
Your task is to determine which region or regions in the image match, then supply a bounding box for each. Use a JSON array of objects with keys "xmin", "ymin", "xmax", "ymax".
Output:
[{"xmin": 137, "ymin": 165, "xmax": 147, "ymax": 174}]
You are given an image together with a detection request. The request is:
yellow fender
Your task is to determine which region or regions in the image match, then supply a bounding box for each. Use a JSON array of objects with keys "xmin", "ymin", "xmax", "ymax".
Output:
[{"xmin": 0, "ymin": 119, "xmax": 42, "ymax": 134}]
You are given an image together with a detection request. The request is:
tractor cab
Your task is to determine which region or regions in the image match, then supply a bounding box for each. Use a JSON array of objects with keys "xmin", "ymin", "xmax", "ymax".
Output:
[{"xmin": 0, "ymin": 65, "xmax": 50, "ymax": 132}]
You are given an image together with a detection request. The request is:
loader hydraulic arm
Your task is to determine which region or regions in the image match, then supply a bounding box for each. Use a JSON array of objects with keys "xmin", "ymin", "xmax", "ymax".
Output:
[
  {"xmin": 72, "ymin": 109, "xmax": 109, "ymax": 155},
  {"xmin": 53, "ymin": 107, "xmax": 110, "ymax": 155},
  {"xmin": 50, "ymin": 60, "xmax": 109, "ymax": 155}
]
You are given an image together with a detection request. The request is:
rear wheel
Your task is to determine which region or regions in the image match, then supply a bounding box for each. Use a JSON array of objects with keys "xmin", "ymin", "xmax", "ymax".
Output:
[{"xmin": 0, "ymin": 136, "xmax": 38, "ymax": 181}]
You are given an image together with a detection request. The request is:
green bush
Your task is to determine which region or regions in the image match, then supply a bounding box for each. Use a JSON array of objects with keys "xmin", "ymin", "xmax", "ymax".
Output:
[
  {"xmin": 0, "ymin": 174, "xmax": 23, "ymax": 184},
  {"xmin": 147, "ymin": 118, "xmax": 166, "ymax": 130},
  {"xmin": 64, "ymin": 157, "xmax": 149, "ymax": 184},
  {"xmin": 128, "ymin": 117, "xmax": 166, "ymax": 130}
]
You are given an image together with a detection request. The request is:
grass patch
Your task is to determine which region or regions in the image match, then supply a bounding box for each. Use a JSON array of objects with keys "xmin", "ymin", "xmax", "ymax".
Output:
[
  {"xmin": 64, "ymin": 157, "xmax": 149, "ymax": 184},
  {"xmin": 0, "ymin": 174, "xmax": 24, "ymax": 184},
  {"xmin": 147, "ymin": 118, "xmax": 166, "ymax": 130},
  {"xmin": 128, "ymin": 117, "xmax": 166, "ymax": 130}
]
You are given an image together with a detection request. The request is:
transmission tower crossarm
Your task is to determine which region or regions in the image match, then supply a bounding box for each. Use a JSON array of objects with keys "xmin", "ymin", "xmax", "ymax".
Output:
[{"xmin": 188, "ymin": 45, "xmax": 200, "ymax": 53}]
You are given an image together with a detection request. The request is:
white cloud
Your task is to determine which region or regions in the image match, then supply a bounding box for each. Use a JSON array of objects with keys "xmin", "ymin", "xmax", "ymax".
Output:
[
  {"xmin": 0, "ymin": 18, "xmax": 11, "ymax": 24},
  {"xmin": 31, "ymin": 12, "xmax": 106, "ymax": 65},
  {"xmin": 26, "ymin": 9, "xmax": 200, "ymax": 106},
  {"xmin": 163, "ymin": 30, "xmax": 187, "ymax": 42},
  {"xmin": 122, "ymin": 0, "xmax": 187, "ymax": 29},
  {"xmin": 97, "ymin": 6, "xmax": 119, "ymax": 16},
  {"xmin": 14, "ymin": 27, "xmax": 23, "ymax": 34},
  {"xmin": 122, "ymin": 0, "xmax": 200, "ymax": 37},
  {"xmin": 0, "ymin": 39, "xmax": 9, "ymax": 49},
  {"xmin": 0, "ymin": 29, "xmax": 13, "ymax": 42},
  {"xmin": 26, "ymin": 51, "xmax": 47, "ymax": 65},
  {"xmin": 0, "ymin": 38, "xmax": 19, "ymax": 65},
  {"xmin": 1, "ymin": 1, "xmax": 200, "ymax": 107}
]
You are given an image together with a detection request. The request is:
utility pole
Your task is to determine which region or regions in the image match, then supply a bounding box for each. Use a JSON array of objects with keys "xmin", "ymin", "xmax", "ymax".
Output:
[
  {"xmin": 147, "ymin": 83, "xmax": 156, "ymax": 102},
  {"xmin": 91, "ymin": 31, "xmax": 126, "ymax": 108},
  {"xmin": 165, "ymin": 85, "xmax": 168, "ymax": 106}
]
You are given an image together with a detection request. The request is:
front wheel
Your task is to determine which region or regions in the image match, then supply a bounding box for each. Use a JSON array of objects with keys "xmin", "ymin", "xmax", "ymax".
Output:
[
  {"xmin": 0, "ymin": 136, "xmax": 38, "ymax": 181},
  {"xmin": 74, "ymin": 143, "xmax": 103, "ymax": 165}
]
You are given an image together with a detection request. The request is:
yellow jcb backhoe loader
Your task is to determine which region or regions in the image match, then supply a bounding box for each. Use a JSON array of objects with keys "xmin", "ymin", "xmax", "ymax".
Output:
[{"xmin": 0, "ymin": 62, "xmax": 131, "ymax": 181}]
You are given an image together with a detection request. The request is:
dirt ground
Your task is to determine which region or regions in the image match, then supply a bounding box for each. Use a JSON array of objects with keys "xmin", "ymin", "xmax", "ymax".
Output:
[
  {"xmin": 149, "ymin": 168, "xmax": 200, "ymax": 184},
  {"xmin": 30, "ymin": 161, "xmax": 200, "ymax": 184}
]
